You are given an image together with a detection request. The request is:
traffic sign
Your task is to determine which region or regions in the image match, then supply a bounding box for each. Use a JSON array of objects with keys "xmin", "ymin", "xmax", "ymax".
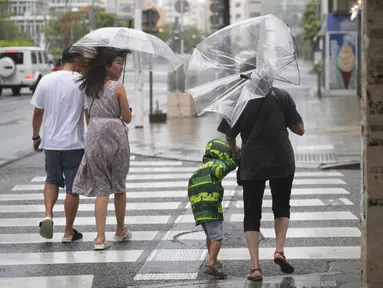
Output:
[
  {"xmin": 174, "ymin": 0, "xmax": 189, "ymax": 13},
  {"xmin": 142, "ymin": 7, "xmax": 161, "ymax": 33}
]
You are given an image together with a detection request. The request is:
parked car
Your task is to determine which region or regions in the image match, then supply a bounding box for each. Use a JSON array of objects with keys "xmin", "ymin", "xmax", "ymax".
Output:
[{"xmin": 0, "ymin": 46, "xmax": 51, "ymax": 96}]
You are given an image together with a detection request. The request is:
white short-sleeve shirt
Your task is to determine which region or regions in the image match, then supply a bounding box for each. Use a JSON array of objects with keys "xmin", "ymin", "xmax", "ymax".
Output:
[{"xmin": 30, "ymin": 70, "xmax": 88, "ymax": 150}]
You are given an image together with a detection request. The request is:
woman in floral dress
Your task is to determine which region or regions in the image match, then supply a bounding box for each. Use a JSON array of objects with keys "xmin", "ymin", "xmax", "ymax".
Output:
[{"xmin": 73, "ymin": 47, "xmax": 132, "ymax": 250}]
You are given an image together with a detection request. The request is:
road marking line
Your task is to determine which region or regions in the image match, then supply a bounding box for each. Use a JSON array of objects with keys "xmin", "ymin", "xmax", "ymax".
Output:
[
  {"xmin": 0, "ymin": 250, "xmax": 143, "ymax": 265},
  {"xmin": 0, "ymin": 276, "xmax": 94, "ymax": 288}
]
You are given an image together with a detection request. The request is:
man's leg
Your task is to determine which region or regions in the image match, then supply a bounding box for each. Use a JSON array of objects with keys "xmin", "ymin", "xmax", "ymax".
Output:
[
  {"xmin": 63, "ymin": 193, "xmax": 80, "ymax": 238},
  {"xmin": 62, "ymin": 149, "xmax": 84, "ymax": 240},
  {"xmin": 40, "ymin": 150, "xmax": 64, "ymax": 239},
  {"xmin": 44, "ymin": 184, "xmax": 59, "ymax": 219}
]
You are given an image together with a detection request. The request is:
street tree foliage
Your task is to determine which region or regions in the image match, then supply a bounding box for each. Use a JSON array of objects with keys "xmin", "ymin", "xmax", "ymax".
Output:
[
  {"xmin": 302, "ymin": 0, "xmax": 321, "ymax": 55},
  {"xmin": 44, "ymin": 9, "xmax": 130, "ymax": 57},
  {"xmin": 302, "ymin": 0, "xmax": 320, "ymax": 58},
  {"xmin": 157, "ymin": 24, "xmax": 205, "ymax": 54},
  {"xmin": 0, "ymin": 0, "xmax": 33, "ymax": 46}
]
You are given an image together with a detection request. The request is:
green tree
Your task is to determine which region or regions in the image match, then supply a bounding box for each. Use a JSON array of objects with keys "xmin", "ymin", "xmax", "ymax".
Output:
[
  {"xmin": 44, "ymin": 9, "xmax": 118, "ymax": 52},
  {"xmin": 94, "ymin": 11, "xmax": 115, "ymax": 28},
  {"xmin": 157, "ymin": 24, "xmax": 204, "ymax": 54},
  {"xmin": 302, "ymin": 0, "xmax": 320, "ymax": 59},
  {"xmin": 0, "ymin": 39, "xmax": 33, "ymax": 47},
  {"xmin": 0, "ymin": 0, "xmax": 33, "ymax": 44}
]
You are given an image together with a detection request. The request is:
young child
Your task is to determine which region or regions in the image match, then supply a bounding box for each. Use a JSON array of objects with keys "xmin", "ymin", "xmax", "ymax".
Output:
[{"xmin": 188, "ymin": 139, "xmax": 238, "ymax": 279}]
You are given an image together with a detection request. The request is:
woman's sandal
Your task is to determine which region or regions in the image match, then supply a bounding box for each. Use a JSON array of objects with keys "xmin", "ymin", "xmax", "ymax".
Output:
[
  {"xmin": 114, "ymin": 228, "xmax": 132, "ymax": 242},
  {"xmin": 274, "ymin": 251, "xmax": 295, "ymax": 274},
  {"xmin": 247, "ymin": 268, "xmax": 263, "ymax": 282}
]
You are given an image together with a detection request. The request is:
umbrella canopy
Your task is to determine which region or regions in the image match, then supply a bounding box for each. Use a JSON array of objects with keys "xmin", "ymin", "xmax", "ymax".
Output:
[
  {"xmin": 71, "ymin": 27, "xmax": 182, "ymax": 72},
  {"xmin": 185, "ymin": 14, "xmax": 300, "ymax": 127}
]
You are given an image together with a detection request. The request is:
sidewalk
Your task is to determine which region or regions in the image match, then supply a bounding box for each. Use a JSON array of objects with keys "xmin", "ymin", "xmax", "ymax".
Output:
[{"xmin": 128, "ymin": 62, "xmax": 361, "ymax": 167}]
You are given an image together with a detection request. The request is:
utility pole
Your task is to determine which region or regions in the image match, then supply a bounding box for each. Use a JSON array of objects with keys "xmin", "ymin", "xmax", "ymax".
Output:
[
  {"xmin": 114, "ymin": 0, "xmax": 118, "ymax": 26},
  {"xmin": 168, "ymin": 0, "xmax": 173, "ymax": 50},
  {"xmin": 134, "ymin": 0, "xmax": 144, "ymax": 128},
  {"xmin": 180, "ymin": 0, "xmax": 184, "ymax": 55},
  {"xmin": 90, "ymin": 0, "xmax": 95, "ymax": 31},
  {"xmin": 222, "ymin": 0, "xmax": 230, "ymax": 28}
]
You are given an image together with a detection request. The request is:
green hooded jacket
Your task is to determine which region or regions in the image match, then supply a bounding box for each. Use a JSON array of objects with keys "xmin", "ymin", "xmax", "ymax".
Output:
[{"xmin": 188, "ymin": 139, "xmax": 238, "ymax": 226}]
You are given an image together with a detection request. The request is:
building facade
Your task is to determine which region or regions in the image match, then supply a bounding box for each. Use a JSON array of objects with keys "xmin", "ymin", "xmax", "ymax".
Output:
[
  {"xmin": 230, "ymin": 0, "xmax": 261, "ymax": 24},
  {"xmin": 4, "ymin": 0, "xmax": 51, "ymax": 48},
  {"xmin": 158, "ymin": 0, "xmax": 209, "ymax": 30}
]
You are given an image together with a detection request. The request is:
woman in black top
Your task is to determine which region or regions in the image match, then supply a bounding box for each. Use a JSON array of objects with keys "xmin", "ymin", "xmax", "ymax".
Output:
[{"xmin": 217, "ymin": 85, "xmax": 304, "ymax": 281}]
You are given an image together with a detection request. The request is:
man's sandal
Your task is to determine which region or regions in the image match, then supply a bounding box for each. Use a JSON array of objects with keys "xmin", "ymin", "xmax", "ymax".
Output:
[
  {"xmin": 274, "ymin": 251, "xmax": 295, "ymax": 274},
  {"xmin": 247, "ymin": 268, "xmax": 263, "ymax": 281}
]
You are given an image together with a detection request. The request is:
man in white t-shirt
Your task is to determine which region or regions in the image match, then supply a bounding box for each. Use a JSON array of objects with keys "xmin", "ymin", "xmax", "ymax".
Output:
[{"xmin": 31, "ymin": 47, "xmax": 88, "ymax": 242}]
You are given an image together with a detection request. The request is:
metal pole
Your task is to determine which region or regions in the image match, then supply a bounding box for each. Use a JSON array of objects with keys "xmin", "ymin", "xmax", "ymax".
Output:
[
  {"xmin": 168, "ymin": 0, "xmax": 173, "ymax": 50},
  {"xmin": 148, "ymin": 9, "xmax": 153, "ymax": 115},
  {"xmin": 122, "ymin": 20, "xmax": 133, "ymax": 85},
  {"xmin": 149, "ymin": 70, "xmax": 153, "ymax": 115},
  {"xmin": 134, "ymin": 0, "xmax": 144, "ymax": 128},
  {"xmin": 91, "ymin": 0, "xmax": 95, "ymax": 31},
  {"xmin": 180, "ymin": 0, "xmax": 184, "ymax": 55}
]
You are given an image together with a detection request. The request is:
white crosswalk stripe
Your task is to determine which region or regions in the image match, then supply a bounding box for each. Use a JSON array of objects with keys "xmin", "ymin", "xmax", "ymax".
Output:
[
  {"xmin": 0, "ymin": 158, "xmax": 359, "ymax": 285},
  {"xmin": 0, "ymin": 276, "xmax": 94, "ymax": 288},
  {"xmin": 12, "ymin": 178, "xmax": 346, "ymax": 191}
]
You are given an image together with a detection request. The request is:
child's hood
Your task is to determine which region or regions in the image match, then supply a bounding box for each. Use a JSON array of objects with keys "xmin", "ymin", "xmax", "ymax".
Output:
[{"xmin": 202, "ymin": 139, "xmax": 233, "ymax": 163}]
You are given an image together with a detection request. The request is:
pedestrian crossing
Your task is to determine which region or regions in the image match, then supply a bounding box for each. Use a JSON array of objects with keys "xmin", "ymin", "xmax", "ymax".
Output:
[{"xmin": 0, "ymin": 157, "xmax": 360, "ymax": 287}]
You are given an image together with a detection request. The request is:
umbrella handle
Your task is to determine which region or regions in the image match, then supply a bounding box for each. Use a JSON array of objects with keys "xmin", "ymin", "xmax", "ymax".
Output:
[{"xmin": 240, "ymin": 74, "xmax": 250, "ymax": 80}]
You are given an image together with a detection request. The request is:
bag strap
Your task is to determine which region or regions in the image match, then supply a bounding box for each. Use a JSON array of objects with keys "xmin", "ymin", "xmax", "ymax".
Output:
[{"xmin": 241, "ymin": 95, "xmax": 266, "ymax": 151}]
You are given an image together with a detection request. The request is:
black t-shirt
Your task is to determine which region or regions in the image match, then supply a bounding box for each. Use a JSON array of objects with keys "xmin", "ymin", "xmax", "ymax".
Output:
[{"xmin": 217, "ymin": 87, "xmax": 303, "ymax": 180}]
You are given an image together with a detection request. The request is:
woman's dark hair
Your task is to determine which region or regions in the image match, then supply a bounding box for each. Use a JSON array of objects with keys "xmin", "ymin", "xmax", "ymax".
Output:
[{"xmin": 77, "ymin": 47, "xmax": 128, "ymax": 98}]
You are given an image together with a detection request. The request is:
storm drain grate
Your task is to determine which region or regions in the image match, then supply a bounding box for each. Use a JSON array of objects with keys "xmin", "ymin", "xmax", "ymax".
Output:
[{"xmin": 295, "ymin": 151, "xmax": 336, "ymax": 164}]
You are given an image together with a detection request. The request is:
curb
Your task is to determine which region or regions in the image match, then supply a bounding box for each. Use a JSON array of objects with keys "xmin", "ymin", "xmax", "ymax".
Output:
[
  {"xmin": 0, "ymin": 151, "xmax": 36, "ymax": 169},
  {"xmin": 319, "ymin": 160, "xmax": 360, "ymax": 170},
  {"xmin": 132, "ymin": 152, "xmax": 361, "ymax": 169},
  {"xmin": 131, "ymin": 151, "xmax": 200, "ymax": 163}
]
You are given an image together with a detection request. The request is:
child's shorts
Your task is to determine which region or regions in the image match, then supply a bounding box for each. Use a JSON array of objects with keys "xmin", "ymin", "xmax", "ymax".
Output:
[{"xmin": 201, "ymin": 220, "xmax": 223, "ymax": 241}]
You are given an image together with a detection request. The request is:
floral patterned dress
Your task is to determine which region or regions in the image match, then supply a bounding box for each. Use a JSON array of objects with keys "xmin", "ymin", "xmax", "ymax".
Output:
[{"xmin": 73, "ymin": 81, "xmax": 130, "ymax": 197}]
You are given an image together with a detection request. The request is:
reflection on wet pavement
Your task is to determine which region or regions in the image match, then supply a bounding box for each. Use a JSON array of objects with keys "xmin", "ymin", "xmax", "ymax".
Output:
[
  {"xmin": 128, "ymin": 91, "xmax": 361, "ymax": 163},
  {"xmin": 139, "ymin": 272, "xmax": 338, "ymax": 288}
]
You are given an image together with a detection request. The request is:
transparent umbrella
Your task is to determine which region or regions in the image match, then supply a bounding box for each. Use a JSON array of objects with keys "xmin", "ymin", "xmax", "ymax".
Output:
[
  {"xmin": 185, "ymin": 14, "xmax": 300, "ymax": 127},
  {"xmin": 70, "ymin": 27, "xmax": 183, "ymax": 72}
]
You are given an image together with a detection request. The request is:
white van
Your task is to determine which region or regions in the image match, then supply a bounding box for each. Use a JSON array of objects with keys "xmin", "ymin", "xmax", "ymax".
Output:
[{"xmin": 0, "ymin": 46, "xmax": 51, "ymax": 96}]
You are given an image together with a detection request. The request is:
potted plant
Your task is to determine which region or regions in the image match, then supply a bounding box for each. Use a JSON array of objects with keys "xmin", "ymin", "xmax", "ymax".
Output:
[{"xmin": 149, "ymin": 100, "xmax": 167, "ymax": 123}]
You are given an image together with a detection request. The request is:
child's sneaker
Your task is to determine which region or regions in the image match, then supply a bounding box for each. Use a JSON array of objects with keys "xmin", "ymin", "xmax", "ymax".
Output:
[
  {"xmin": 203, "ymin": 264, "xmax": 227, "ymax": 279},
  {"xmin": 206, "ymin": 259, "xmax": 223, "ymax": 269}
]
